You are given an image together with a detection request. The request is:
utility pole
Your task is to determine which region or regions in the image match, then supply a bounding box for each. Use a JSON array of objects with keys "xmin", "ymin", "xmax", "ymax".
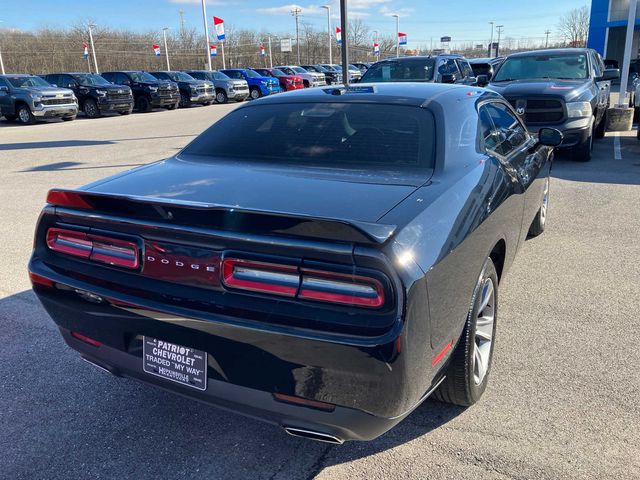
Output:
[
  {"xmin": 179, "ymin": 10, "xmax": 186, "ymax": 37},
  {"xmin": 88, "ymin": 23, "xmax": 99, "ymax": 74},
  {"xmin": 0, "ymin": 20, "xmax": 5, "ymax": 74},
  {"xmin": 340, "ymin": 0, "xmax": 349, "ymax": 85},
  {"xmin": 291, "ymin": 7, "xmax": 302, "ymax": 65},
  {"xmin": 488, "ymin": 21, "xmax": 494, "ymax": 57},
  {"xmin": 544, "ymin": 30, "xmax": 551, "ymax": 48},
  {"xmin": 392, "ymin": 14, "xmax": 400, "ymax": 58},
  {"xmin": 617, "ymin": 0, "xmax": 638, "ymax": 107},
  {"xmin": 162, "ymin": 27, "xmax": 170, "ymax": 71},
  {"xmin": 496, "ymin": 25, "xmax": 503, "ymax": 57},
  {"xmin": 200, "ymin": 0, "xmax": 212, "ymax": 70},
  {"xmin": 321, "ymin": 5, "xmax": 332, "ymax": 65},
  {"xmin": 268, "ymin": 36, "xmax": 273, "ymax": 68}
]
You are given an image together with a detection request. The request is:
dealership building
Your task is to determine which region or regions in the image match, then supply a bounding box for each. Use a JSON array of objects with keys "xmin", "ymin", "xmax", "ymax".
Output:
[{"xmin": 588, "ymin": 0, "xmax": 639, "ymax": 62}]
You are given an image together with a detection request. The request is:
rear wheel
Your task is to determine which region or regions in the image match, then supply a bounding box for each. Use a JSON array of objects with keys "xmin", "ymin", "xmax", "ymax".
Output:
[
  {"xmin": 180, "ymin": 92, "xmax": 191, "ymax": 108},
  {"xmin": 528, "ymin": 177, "xmax": 549, "ymax": 237},
  {"xmin": 135, "ymin": 96, "xmax": 152, "ymax": 113},
  {"xmin": 433, "ymin": 258, "xmax": 498, "ymax": 406},
  {"xmin": 16, "ymin": 104, "xmax": 36, "ymax": 125},
  {"xmin": 215, "ymin": 89, "xmax": 228, "ymax": 104},
  {"xmin": 83, "ymin": 98, "xmax": 100, "ymax": 118}
]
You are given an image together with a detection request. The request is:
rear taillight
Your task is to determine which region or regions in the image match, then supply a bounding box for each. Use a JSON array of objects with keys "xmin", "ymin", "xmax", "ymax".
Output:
[
  {"xmin": 299, "ymin": 270, "xmax": 385, "ymax": 308},
  {"xmin": 221, "ymin": 257, "xmax": 386, "ymax": 308},
  {"xmin": 46, "ymin": 228, "xmax": 139, "ymax": 269}
]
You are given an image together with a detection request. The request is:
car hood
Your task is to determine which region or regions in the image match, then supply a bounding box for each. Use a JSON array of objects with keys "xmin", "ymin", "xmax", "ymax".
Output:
[
  {"xmin": 85, "ymin": 156, "xmax": 431, "ymax": 223},
  {"xmin": 22, "ymin": 86, "xmax": 73, "ymax": 95},
  {"xmin": 488, "ymin": 79, "xmax": 590, "ymax": 101}
]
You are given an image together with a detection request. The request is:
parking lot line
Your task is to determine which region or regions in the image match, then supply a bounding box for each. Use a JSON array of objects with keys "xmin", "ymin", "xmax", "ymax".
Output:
[{"xmin": 613, "ymin": 133, "xmax": 622, "ymax": 160}]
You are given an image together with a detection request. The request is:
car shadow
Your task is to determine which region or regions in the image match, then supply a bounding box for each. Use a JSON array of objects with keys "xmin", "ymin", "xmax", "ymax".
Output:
[
  {"xmin": 1, "ymin": 289, "xmax": 465, "ymax": 479},
  {"xmin": 19, "ymin": 161, "xmax": 146, "ymax": 172},
  {"xmin": 0, "ymin": 140, "xmax": 115, "ymax": 151}
]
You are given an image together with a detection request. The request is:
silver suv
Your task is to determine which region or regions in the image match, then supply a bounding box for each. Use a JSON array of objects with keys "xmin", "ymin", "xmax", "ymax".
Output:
[{"xmin": 185, "ymin": 70, "xmax": 250, "ymax": 103}]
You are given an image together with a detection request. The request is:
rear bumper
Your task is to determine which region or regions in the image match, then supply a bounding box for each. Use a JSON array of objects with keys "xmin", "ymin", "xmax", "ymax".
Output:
[{"xmin": 29, "ymin": 259, "xmax": 442, "ymax": 441}]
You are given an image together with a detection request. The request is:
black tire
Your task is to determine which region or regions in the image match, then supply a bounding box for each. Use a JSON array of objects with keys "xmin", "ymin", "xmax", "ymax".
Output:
[
  {"xmin": 135, "ymin": 96, "xmax": 152, "ymax": 113},
  {"xmin": 528, "ymin": 177, "xmax": 549, "ymax": 237},
  {"xmin": 179, "ymin": 92, "xmax": 191, "ymax": 108},
  {"xmin": 303, "ymin": 80, "xmax": 310, "ymax": 88},
  {"xmin": 215, "ymin": 89, "xmax": 228, "ymax": 104},
  {"xmin": 594, "ymin": 111, "xmax": 607, "ymax": 139},
  {"xmin": 61, "ymin": 115, "xmax": 76, "ymax": 122},
  {"xmin": 433, "ymin": 258, "xmax": 498, "ymax": 407},
  {"xmin": 16, "ymin": 104, "xmax": 36, "ymax": 125},
  {"xmin": 570, "ymin": 129, "xmax": 593, "ymax": 162},
  {"xmin": 3, "ymin": 113, "xmax": 16, "ymax": 121},
  {"xmin": 83, "ymin": 98, "xmax": 101, "ymax": 118},
  {"xmin": 249, "ymin": 87, "xmax": 261, "ymax": 100}
]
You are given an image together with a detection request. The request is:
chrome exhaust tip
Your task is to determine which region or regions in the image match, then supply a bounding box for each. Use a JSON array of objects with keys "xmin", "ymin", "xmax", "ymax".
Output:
[{"xmin": 283, "ymin": 427, "xmax": 344, "ymax": 444}]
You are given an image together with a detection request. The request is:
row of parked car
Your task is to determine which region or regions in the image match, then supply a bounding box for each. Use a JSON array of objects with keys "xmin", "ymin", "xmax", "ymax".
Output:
[{"xmin": 0, "ymin": 63, "xmax": 366, "ymax": 125}]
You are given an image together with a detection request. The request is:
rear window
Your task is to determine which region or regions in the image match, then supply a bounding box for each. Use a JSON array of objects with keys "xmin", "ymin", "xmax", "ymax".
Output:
[
  {"xmin": 183, "ymin": 102, "xmax": 435, "ymax": 169},
  {"xmin": 362, "ymin": 59, "xmax": 435, "ymax": 82}
]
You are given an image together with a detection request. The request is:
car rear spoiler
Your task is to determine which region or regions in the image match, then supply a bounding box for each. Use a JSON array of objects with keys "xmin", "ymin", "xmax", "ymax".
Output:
[{"xmin": 46, "ymin": 189, "xmax": 397, "ymax": 245}]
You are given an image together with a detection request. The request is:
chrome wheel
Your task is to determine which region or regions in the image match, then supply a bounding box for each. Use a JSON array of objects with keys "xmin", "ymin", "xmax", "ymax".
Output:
[
  {"xmin": 216, "ymin": 92, "xmax": 226, "ymax": 103},
  {"xmin": 18, "ymin": 106, "xmax": 31, "ymax": 123},
  {"xmin": 250, "ymin": 88, "xmax": 260, "ymax": 100},
  {"xmin": 473, "ymin": 277, "xmax": 495, "ymax": 385},
  {"xmin": 540, "ymin": 178, "xmax": 549, "ymax": 225}
]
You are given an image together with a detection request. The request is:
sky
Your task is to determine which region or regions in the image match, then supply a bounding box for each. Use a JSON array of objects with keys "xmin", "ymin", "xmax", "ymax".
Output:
[{"xmin": 1, "ymin": 0, "xmax": 590, "ymax": 47}]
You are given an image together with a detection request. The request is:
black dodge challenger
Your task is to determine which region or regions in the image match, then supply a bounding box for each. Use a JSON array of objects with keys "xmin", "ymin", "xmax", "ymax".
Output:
[{"xmin": 29, "ymin": 83, "xmax": 562, "ymax": 443}]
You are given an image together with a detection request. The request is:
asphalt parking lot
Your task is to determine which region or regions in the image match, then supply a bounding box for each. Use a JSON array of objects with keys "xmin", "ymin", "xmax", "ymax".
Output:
[{"xmin": 1, "ymin": 106, "xmax": 639, "ymax": 480}]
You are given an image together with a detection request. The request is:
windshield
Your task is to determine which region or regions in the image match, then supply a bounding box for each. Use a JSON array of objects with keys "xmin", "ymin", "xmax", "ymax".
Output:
[
  {"xmin": 244, "ymin": 69, "xmax": 262, "ymax": 78},
  {"xmin": 361, "ymin": 59, "xmax": 436, "ymax": 83},
  {"xmin": 271, "ymin": 69, "xmax": 286, "ymax": 76},
  {"xmin": 167, "ymin": 71, "xmax": 195, "ymax": 82},
  {"xmin": 493, "ymin": 54, "xmax": 589, "ymax": 81},
  {"xmin": 72, "ymin": 74, "xmax": 111, "ymax": 86},
  {"xmin": 129, "ymin": 71, "xmax": 160, "ymax": 82},
  {"xmin": 212, "ymin": 71, "xmax": 230, "ymax": 80},
  {"xmin": 292, "ymin": 67, "xmax": 308, "ymax": 74},
  {"xmin": 183, "ymin": 102, "xmax": 435, "ymax": 170},
  {"xmin": 6, "ymin": 76, "xmax": 51, "ymax": 88},
  {"xmin": 304, "ymin": 65, "xmax": 322, "ymax": 73}
]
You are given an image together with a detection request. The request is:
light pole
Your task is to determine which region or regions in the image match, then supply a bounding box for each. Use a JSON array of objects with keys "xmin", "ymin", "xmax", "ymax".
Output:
[
  {"xmin": 496, "ymin": 25, "xmax": 503, "ymax": 57},
  {"xmin": 372, "ymin": 30, "xmax": 378, "ymax": 61},
  {"xmin": 544, "ymin": 30, "xmax": 551, "ymax": 48},
  {"xmin": 88, "ymin": 23, "xmax": 99, "ymax": 74},
  {"xmin": 162, "ymin": 27, "xmax": 170, "ymax": 71},
  {"xmin": 392, "ymin": 14, "xmax": 400, "ymax": 58},
  {"xmin": 291, "ymin": 7, "xmax": 302, "ymax": 65},
  {"xmin": 321, "ymin": 5, "xmax": 332, "ymax": 65},
  {"xmin": 200, "ymin": 0, "xmax": 212, "ymax": 70},
  {"xmin": 340, "ymin": 0, "xmax": 349, "ymax": 85},
  {"xmin": 0, "ymin": 21, "xmax": 5, "ymax": 74},
  {"xmin": 488, "ymin": 21, "xmax": 494, "ymax": 57}
]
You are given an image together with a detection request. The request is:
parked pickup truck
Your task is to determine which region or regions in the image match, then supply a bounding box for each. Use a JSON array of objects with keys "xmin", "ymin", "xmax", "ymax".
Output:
[
  {"xmin": 220, "ymin": 69, "xmax": 280, "ymax": 100},
  {"xmin": 101, "ymin": 71, "xmax": 180, "ymax": 112},
  {"xmin": 488, "ymin": 48, "xmax": 619, "ymax": 162},
  {"xmin": 184, "ymin": 70, "xmax": 249, "ymax": 104},
  {"xmin": 360, "ymin": 55, "xmax": 477, "ymax": 85},
  {"xmin": 0, "ymin": 74, "xmax": 78, "ymax": 124},
  {"xmin": 149, "ymin": 71, "xmax": 213, "ymax": 108},
  {"xmin": 43, "ymin": 72, "xmax": 133, "ymax": 118}
]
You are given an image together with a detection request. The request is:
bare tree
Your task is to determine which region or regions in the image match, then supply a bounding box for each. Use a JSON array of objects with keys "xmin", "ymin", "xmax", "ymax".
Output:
[{"xmin": 558, "ymin": 6, "xmax": 590, "ymax": 48}]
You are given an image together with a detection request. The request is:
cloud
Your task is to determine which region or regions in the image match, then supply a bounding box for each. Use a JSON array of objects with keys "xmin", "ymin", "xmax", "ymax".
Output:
[
  {"xmin": 379, "ymin": 5, "xmax": 414, "ymax": 16},
  {"xmin": 256, "ymin": 4, "xmax": 325, "ymax": 15}
]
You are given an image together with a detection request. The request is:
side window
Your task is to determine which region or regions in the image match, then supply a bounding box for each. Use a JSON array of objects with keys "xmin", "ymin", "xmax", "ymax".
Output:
[
  {"xmin": 438, "ymin": 59, "xmax": 458, "ymax": 76},
  {"xmin": 481, "ymin": 103, "xmax": 528, "ymax": 156},
  {"xmin": 226, "ymin": 71, "xmax": 240, "ymax": 79},
  {"xmin": 0, "ymin": 77, "xmax": 8, "ymax": 88},
  {"xmin": 59, "ymin": 75, "xmax": 76, "ymax": 88},
  {"xmin": 456, "ymin": 59, "xmax": 474, "ymax": 78},
  {"xmin": 591, "ymin": 52, "xmax": 603, "ymax": 78},
  {"xmin": 478, "ymin": 106, "xmax": 497, "ymax": 151},
  {"xmin": 116, "ymin": 73, "xmax": 130, "ymax": 84}
]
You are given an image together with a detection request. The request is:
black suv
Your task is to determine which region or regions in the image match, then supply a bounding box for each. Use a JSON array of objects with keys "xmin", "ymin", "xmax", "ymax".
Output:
[
  {"xmin": 43, "ymin": 73, "xmax": 133, "ymax": 118},
  {"xmin": 360, "ymin": 55, "xmax": 478, "ymax": 85},
  {"xmin": 101, "ymin": 71, "xmax": 180, "ymax": 112},
  {"xmin": 488, "ymin": 48, "xmax": 619, "ymax": 162},
  {"xmin": 148, "ymin": 71, "xmax": 213, "ymax": 108},
  {"xmin": 301, "ymin": 65, "xmax": 343, "ymax": 85}
]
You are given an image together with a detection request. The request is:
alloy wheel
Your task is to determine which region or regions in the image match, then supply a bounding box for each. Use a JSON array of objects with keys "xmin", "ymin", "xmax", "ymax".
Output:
[
  {"xmin": 473, "ymin": 277, "xmax": 495, "ymax": 385},
  {"xmin": 18, "ymin": 107, "xmax": 31, "ymax": 123}
]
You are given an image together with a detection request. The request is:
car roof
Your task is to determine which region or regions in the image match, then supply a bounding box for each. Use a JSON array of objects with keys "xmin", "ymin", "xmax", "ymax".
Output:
[
  {"xmin": 0, "ymin": 73, "xmax": 37, "ymax": 77},
  {"xmin": 375, "ymin": 55, "xmax": 463, "ymax": 63},
  {"xmin": 507, "ymin": 48, "xmax": 591, "ymax": 58},
  {"xmin": 245, "ymin": 82, "xmax": 500, "ymax": 107}
]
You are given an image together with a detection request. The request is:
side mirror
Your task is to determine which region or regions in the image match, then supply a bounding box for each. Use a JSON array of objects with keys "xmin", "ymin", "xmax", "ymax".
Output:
[
  {"xmin": 538, "ymin": 128, "xmax": 563, "ymax": 147},
  {"xmin": 0, "ymin": 86, "xmax": 8, "ymax": 93},
  {"xmin": 476, "ymin": 74, "xmax": 489, "ymax": 87},
  {"xmin": 351, "ymin": 77, "xmax": 360, "ymax": 84},
  {"xmin": 601, "ymin": 68, "xmax": 620, "ymax": 81},
  {"xmin": 441, "ymin": 73, "xmax": 456, "ymax": 84}
]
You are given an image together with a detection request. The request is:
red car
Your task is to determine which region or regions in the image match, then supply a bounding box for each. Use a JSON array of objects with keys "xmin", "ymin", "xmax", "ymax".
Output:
[{"xmin": 253, "ymin": 68, "xmax": 304, "ymax": 91}]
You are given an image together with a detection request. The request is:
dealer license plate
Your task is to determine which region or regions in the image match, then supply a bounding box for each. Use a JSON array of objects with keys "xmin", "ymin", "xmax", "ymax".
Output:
[{"xmin": 142, "ymin": 337, "xmax": 207, "ymax": 391}]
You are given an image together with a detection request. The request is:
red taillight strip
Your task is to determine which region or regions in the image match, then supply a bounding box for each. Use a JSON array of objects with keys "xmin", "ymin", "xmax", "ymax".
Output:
[
  {"xmin": 71, "ymin": 331, "xmax": 102, "ymax": 347},
  {"xmin": 46, "ymin": 228, "xmax": 139, "ymax": 269},
  {"xmin": 46, "ymin": 189, "xmax": 93, "ymax": 210},
  {"xmin": 299, "ymin": 269, "xmax": 385, "ymax": 308},
  {"xmin": 222, "ymin": 258, "xmax": 299, "ymax": 297},
  {"xmin": 432, "ymin": 340, "xmax": 453, "ymax": 366}
]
